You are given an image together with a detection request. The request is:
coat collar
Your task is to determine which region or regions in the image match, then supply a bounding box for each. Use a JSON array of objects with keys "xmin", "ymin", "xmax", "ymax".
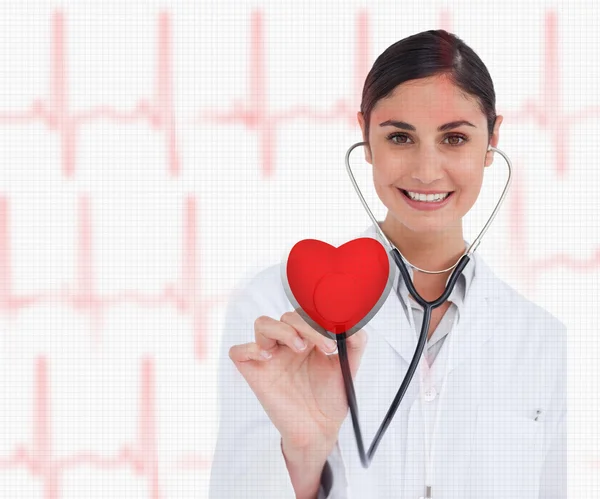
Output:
[
  {"xmin": 357, "ymin": 222, "xmax": 494, "ymax": 373},
  {"xmin": 395, "ymin": 235, "xmax": 475, "ymax": 327}
]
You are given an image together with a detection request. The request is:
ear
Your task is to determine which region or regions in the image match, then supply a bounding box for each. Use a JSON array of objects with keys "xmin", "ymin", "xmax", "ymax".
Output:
[
  {"xmin": 485, "ymin": 115, "xmax": 503, "ymax": 167},
  {"xmin": 357, "ymin": 111, "xmax": 373, "ymax": 164}
]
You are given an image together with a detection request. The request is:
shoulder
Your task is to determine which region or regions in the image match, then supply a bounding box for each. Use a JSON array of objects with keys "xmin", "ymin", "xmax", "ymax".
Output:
[
  {"xmin": 217, "ymin": 262, "xmax": 293, "ymax": 358},
  {"xmin": 225, "ymin": 262, "xmax": 292, "ymax": 325},
  {"xmin": 475, "ymin": 253, "xmax": 567, "ymax": 349}
]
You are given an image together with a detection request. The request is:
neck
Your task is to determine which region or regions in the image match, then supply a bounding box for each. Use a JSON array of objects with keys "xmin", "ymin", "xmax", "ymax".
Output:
[{"xmin": 379, "ymin": 213, "xmax": 467, "ymax": 274}]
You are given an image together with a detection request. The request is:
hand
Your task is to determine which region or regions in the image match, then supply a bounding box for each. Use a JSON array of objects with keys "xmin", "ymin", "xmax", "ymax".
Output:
[{"xmin": 229, "ymin": 311, "xmax": 368, "ymax": 454}]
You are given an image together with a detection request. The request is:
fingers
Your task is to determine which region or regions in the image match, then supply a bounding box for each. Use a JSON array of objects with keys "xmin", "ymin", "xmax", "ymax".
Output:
[
  {"xmin": 253, "ymin": 312, "xmax": 338, "ymax": 355},
  {"xmin": 229, "ymin": 342, "xmax": 273, "ymax": 363},
  {"xmin": 253, "ymin": 315, "xmax": 308, "ymax": 354},
  {"xmin": 346, "ymin": 328, "xmax": 368, "ymax": 351},
  {"xmin": 279, "ymin": 311, "xmax": 339, "ymax": 354}
]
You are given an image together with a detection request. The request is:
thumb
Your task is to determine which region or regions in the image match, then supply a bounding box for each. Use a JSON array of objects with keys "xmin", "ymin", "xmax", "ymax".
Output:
[{"xmin": 342, "ymin": 329, "xmax": 368, "ymax": 379}]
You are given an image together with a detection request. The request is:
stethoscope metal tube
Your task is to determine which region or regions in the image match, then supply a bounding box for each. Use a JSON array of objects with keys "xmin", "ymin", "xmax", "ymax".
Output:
[
  {"xmin": 344, "ymin": 142, "xmax": 513, "ymax": 273},
  {"xmin": 338, "ymin": 141, "xmax": 513, "ymax": 468}
]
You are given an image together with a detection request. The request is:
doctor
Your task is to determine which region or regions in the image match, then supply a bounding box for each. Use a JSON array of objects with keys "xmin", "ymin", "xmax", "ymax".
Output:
[{"xmin": 209, "ymin": 29, "xmax": 567, "ymax": 499}]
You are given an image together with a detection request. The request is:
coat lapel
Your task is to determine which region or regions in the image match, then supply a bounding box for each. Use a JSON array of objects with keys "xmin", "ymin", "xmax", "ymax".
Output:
[
  {"xmin": 445, "ymin": 252, "xmax": 494, "ymax": 373},
  {"xmin": 358, "ymin": 223, "xmax": 495, "ymax": 373}
]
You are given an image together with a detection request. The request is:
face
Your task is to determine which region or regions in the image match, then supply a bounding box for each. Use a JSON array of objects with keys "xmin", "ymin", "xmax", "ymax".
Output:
[{"xmin": 357, "ymin": 74, "xmax": 503, "ymax": 234}]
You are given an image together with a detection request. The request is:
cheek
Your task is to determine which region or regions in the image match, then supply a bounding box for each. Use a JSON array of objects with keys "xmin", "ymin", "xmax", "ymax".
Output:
[
  {"xmin": 461, "ymin": 168, "xmax": 485, "ymax": 191},
  {"xmin": 371, "ymin": 167, "xmax": 386, "ymax": 185},
  {"xmin": 455, "ymin": 169, "xmax": 485, "ymax": 204},
  {"xmin": 371, "ymin": 158, "xmax": 399, "ymax": 185},
  {"xmin": 372, "ymin": 179, "xmax": 396, "ymax": 210}
]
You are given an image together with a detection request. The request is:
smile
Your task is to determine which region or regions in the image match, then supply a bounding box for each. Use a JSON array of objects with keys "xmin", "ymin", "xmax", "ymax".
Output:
[{"xmin": 398, "ymin": 188, "xmax": 455, "ymax": 211}]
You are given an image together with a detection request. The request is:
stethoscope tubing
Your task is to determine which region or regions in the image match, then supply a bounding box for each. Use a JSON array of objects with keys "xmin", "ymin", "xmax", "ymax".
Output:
[
  {"xmin": 338, "ymin": 141, "xmax": 512, "ymax": 468},
  {"xmin": 344, "ymin": 142, "xmax": 513, "ymax": 270},
  {"xmin": 337, "ymin": 251, "xmax": 471, "ymax": 468}
]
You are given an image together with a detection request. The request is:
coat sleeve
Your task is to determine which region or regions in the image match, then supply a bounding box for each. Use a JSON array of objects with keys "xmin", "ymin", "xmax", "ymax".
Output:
[
  {"xmin": 538, "ymin": 324, "xmax": 567, "ymax": 498},
  {"xmin": 208, "ymin": 287, "xmax": 298, "ymax": 498},
  {"xmin": 318, "ymin": 441, "xmax": 350, "ymax": 498}
]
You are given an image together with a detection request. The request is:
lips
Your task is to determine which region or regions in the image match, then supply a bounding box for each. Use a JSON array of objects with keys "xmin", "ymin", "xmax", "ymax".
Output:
[
  {"xmin": 400, "ymin": 189, "xmax": 453, "ymax": 200},
  {"xmin": 398, "ymin": 188, "xmax": 455, "ymax": 211}
]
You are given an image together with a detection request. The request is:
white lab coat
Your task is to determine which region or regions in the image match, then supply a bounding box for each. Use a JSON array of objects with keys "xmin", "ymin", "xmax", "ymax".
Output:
[{"xmin": 208, "ymin": 223, "xmax": 567, "ymax": 499}]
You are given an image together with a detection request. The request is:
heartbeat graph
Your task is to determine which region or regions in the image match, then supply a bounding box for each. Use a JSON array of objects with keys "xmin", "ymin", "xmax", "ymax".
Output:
[
  {"xmin": 0, "ymin": 195, "xmax": 227, "ymax": 359},
  {"xmin": 0, "ymin": 8, "xmax": 596, "ymax": 328},
  {"xmin": 0, "ymin": 11, "xmax": 180, "ymax": 177},
  {"xmin": 203, "ymin": 9, "xmax": 598, "ymax": 181},
  {"xmin": 0, "ymin": 356, "xmax": 210, "ymax": 499},
  {"xmin": 0, "ymin": 10, "xmax": 599, "ymax": 181},
  {"xmin": 0, "ymin": 356, "xmax": 160, "ymax": 498},
  {"xmin": 0, "ymin": 7, "xmax": 598, "ymax": 498},
  {"xmin": 507, "ymin": 159, "xmax": 600, "ymax": 292}
]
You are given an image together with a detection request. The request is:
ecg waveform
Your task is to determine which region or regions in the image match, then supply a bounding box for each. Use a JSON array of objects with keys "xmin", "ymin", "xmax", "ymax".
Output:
[
  {"xmin": 0, "ymin": 356, "xmax": 209, "ymax": 499},
  {"xmin": 203, "ymin": 9, "xmax": 598, "ymax": 180},
  {"xmin": 0, "ymin": 11, "xmax": 180, "ymax": 177},
  {"xmin": 0, "ymin": 7, "xmax": 598, "ymax": 498},
  {"xmin": 0, "ymin": 10, "xmax": 598, "ymax": 181},
  {"xmin": 0, "ymin": 195, "xmax": 227, "ymax": 359}
]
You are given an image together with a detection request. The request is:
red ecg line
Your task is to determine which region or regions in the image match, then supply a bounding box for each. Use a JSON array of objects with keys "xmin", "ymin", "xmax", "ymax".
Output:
[
  {"xmin": 198, "ymin": 9, "xmax": 372, "ymax": 177},
  {"xmin": 498, "ymin": 10, "xmax": 600, "ymax": 179},
  {"xmin": 0, "ymin": 8, "xmax": 595, "ymax": 281},
  {"xmin": 0, "ymin": 356, "xmax": 212, "ymax": 499},
  {"xmin": 0, "ymin": 8, "xmax": 599, "ymax": 498},
  {"xmin": 498, "ymin": 11, "xmax": 600, "ymax": 285},
  {"xmin": 0, "ymin": 195, "xmax": 228, "ymax": 359},
  {"xmin": 0, "ymin": 11, "xmax": 180, "ymax": 177},
  {"xmin": 0, "ymin": 9, "xmax": 597, "ymax": 182}
]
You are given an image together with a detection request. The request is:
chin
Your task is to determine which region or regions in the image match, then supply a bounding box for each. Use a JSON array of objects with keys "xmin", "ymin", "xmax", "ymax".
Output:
[{"xmin": 391, "ymin": 210, "xmax": 460, "ymax": 231}]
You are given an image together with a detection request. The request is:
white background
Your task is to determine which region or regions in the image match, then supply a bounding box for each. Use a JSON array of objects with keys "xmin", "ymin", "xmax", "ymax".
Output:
[{"xmin": 0, "ymin": 0, "xmax": 598, "ymax": 497}]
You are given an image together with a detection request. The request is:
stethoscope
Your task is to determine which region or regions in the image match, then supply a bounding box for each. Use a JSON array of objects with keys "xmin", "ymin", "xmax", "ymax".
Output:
[{"xmin": 337, "ymin": 141, "xmax": 513, "ymax": 477}]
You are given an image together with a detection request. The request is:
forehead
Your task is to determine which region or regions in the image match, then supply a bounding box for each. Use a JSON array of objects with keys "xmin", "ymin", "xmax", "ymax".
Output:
[{"xmin": 371, "ymin": 75, "xmax": 483, "ymax": 122}]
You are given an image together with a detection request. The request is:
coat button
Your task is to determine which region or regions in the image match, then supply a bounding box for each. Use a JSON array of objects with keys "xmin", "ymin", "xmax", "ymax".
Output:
[{"xmin": 423, "ymin": 387, "xmax": 437, "ymax": 401}]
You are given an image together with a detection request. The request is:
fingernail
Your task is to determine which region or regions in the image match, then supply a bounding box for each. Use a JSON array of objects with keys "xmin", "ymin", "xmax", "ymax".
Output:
[
  {"xmin": 294, "ymin": 338, "xmax": 307, "ymax": 351},
  {"xmin": 260, "ymin": 350, "xmax": 272, "ymax": 359},
  {"xmin": 324, "ymin": 338, "xmax": 337, "ymax": 351}
]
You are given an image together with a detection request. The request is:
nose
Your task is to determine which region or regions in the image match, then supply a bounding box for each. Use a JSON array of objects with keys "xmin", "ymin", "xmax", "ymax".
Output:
[{"xmin": 409, "ymin": 148, "xmax": 445, "ymax": 185}]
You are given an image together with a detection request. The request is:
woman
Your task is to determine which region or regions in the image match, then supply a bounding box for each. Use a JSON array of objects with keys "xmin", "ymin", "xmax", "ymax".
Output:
[{"xmin": 209, "ymin": 30, "xmax": 566, "ymax": 499}]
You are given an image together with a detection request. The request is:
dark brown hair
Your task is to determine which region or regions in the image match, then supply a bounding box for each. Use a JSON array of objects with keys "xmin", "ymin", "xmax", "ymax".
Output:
[{"xmin": 360, "ymin": 29, "xmax": 497, "ymax": 143}]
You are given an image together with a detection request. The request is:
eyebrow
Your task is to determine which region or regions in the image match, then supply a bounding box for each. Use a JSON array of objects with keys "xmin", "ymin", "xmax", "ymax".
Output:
[{"xmin": 379, "ymin": 119, "xmax": 476, "ymax": 132}]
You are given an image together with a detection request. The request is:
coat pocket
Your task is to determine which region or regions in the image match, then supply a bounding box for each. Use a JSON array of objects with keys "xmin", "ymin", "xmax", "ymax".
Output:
[{"xmin": 468, "ymin": 406, "xmax": 545, "ymax": 498}]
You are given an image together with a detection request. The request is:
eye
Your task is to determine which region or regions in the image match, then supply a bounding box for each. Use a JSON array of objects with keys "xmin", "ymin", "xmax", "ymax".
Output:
[
  {"xmin": 444, "ymin": 134, "xmax": 468, "ymax": 146},
  {"xmin": 386, "ymin": 132, "xmax": 469, "ymax": 146},
  {"xmin": 387, "ymin": 133, "xmax": 413, "ymax": 145}
]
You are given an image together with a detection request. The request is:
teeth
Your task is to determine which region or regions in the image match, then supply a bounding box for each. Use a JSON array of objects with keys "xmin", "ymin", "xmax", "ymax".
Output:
[{"xmin": 406, "ymin": 191, "xmax": 450, "ymax": 202}]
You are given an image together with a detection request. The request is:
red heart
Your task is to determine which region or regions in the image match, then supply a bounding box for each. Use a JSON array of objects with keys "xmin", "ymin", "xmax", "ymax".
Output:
[{"xmin": 283, "ymin": 238, "xmax": 392, "ymax": 336}]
